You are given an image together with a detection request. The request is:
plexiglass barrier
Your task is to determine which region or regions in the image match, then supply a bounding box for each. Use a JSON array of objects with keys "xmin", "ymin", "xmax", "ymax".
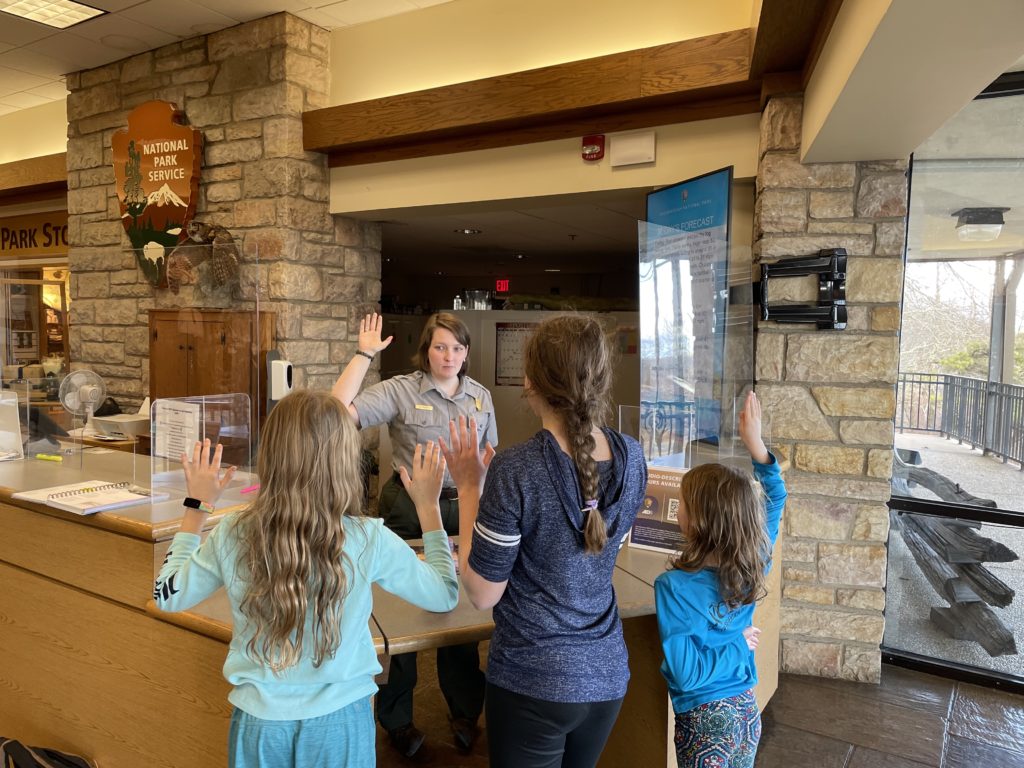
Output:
[
  {"xmin": 150, "ymin": 393, "xmax": 256, "ymax": 506},
  {"xmin": 0, "ymin": 240, "xmax": 268, "ymax": 483},
  {"xmin": 621, "ymin": 212, "xmax": 757, "ymax": 553},
  {"xmin": 637, "ymin": 220, "xmax": 754, "ymax": 469}
]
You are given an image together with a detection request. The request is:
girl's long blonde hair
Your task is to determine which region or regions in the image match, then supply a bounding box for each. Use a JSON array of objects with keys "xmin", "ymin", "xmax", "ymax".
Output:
[
  {"xmin": 235, "ymin": 389, "xmax": 364, "ymax": 672},
  {"xmin": 524, "ymin": 314, "xmax": 613, "ymax": 554},
  {"xmin": 672, "ymin": 463, "xmax": 771, "ymax": 609}
]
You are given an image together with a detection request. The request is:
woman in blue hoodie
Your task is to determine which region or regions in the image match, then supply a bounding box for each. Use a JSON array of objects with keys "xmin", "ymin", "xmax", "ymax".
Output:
[{"xmin": 442, "ymin": 314, "xmax": 648, "ymax": 768}]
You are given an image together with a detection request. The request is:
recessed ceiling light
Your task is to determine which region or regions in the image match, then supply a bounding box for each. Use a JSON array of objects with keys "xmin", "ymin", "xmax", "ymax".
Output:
[
  {"xmin": 514, "ymin": 253, "xmax": 525, "ymax": 260},
  {"xmin": 454, "ymin": 228, "xmax": 482, "ymax": 235},
  {"xmin": 0, "ymin": 0, "xmax": 105, "ymax": 29}
]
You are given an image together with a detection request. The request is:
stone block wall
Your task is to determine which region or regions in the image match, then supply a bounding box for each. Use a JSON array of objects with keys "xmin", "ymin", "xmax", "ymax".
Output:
[
  {"xmin": 754, "ymin": 96, "xmax": 908, "ymax": 682},
  {"xmin": 65, "ymin": 12, "xmax": 381, "ymax": 407}
]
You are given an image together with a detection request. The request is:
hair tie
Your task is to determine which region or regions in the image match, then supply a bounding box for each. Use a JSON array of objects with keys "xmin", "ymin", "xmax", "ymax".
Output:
[{"xmin": 581, "ymin": 499, "xmax": 598, "ymax": 514}]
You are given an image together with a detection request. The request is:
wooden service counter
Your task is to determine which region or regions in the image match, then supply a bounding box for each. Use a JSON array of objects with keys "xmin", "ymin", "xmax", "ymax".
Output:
[
  {"xmin": 0, "ymin": 450, "xmax": 254, "ymax": 767},
  {"xmin": 0, "ymin": 451, "xmax": 780, "ymax": 768}
]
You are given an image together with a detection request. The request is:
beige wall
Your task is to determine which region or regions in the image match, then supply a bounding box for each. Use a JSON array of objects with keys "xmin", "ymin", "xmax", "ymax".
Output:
[
  {"xmin": 328, "ymin": 0, "xmax": 753, "ymax": 105},
  {"xmin": 330, "ymin": 115, "xmax": 761, "ymax": 215},
  {"xmin": 0, "ymin": 101, "xmax": 67, "ymax": 164}
]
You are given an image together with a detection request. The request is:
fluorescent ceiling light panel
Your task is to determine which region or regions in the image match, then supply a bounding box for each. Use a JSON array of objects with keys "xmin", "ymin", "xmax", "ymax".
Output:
[{"xmin": 0, "ymin": 0, "xmax": 105, "ymax": 29}]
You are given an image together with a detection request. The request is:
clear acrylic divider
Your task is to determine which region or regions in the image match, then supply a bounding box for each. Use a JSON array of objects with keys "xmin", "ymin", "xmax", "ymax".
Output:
[
  {"xmin": 0, "ymin": 236, "xmax": 266, "ymax": 498},
  {"xmin": 150, "ymin": 393, "xmax": 256, "ymax": 509},
  {"xmin": 637, "ymin": 219, "xmax": 754, "ymax": 470},
  {"xmin": 617, "ymin": 403, "xmax": 642, "ymax": 443},
  {"xmin": 0, "ymin": 389, "xmax": 23, "ymax": 462}
]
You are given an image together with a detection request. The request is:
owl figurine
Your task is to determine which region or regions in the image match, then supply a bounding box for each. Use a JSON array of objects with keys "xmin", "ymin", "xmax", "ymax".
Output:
[{"xmin": 166, "ymin": 221, "xmax": 241, "ymax": 294}]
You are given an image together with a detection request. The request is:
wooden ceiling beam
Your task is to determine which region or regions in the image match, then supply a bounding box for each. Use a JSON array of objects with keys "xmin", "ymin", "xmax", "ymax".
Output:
[
  {"xmin": 305, "ymin": 29, "xmax": 755, "ymax": 165},
  {"xmin": 750, "ymin": 0, "xmax": 836, "ymax": 79},
  {"xmin": 305, "ymin": 2, "xmax": 850, "ymax": 168},
  {"xmin": 326, "ymin": 89, "xmax": 762, "ymax": 167}
]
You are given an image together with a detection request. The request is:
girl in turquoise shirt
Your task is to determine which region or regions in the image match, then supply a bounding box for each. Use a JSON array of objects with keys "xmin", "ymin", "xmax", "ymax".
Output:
[
  {"xmin": 655, "ymin": 391, "xmax": 787, "ymax": 768},
  {"xmin": 154, "ymin": 390, "xmax": 458, "ymax": 767}
]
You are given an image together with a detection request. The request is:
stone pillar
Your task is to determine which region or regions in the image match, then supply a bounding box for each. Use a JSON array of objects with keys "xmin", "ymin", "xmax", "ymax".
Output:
[
  {"xmin": 754, "ymin": 96, "xmax": 908, "ymax": 682},
  {"xmin": 64, "ymin": 12, "xmax": 381, "ymax": 406}
]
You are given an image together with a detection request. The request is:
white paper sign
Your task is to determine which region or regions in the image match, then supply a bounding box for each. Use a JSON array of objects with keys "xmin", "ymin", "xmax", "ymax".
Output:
[{"xmin": 153, "ymin": 399, "xmax": 200, "ymax": 459}]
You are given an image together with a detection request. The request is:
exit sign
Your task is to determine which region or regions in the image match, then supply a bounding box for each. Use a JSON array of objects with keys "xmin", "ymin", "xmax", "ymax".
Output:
[{"xmin": 495, "ymin": 278, "xmax": 510, "ymax": 293}]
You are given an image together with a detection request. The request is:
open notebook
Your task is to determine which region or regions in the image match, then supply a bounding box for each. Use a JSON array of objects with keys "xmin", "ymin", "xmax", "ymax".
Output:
[{"xmin": 12, "ymin": 480, "xmax": 169, "ymax": 515}]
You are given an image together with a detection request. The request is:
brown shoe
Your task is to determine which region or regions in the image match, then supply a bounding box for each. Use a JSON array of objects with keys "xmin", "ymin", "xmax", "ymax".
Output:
[
  {"xmin": 388, "ymin": 723, "xmax": 425, "ymax": 758},
  {"xmin": 450, "ymin": 717, "xmax": 479, "ymax": 754}
]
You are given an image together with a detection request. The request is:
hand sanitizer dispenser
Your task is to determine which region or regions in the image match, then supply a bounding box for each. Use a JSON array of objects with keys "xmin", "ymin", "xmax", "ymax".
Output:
[{"xmin": 267, "ymin": 350, "xmax": 293, "ymax": 411}]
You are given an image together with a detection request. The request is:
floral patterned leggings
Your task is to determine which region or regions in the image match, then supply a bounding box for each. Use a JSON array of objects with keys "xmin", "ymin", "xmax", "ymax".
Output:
[{"xmin": 674, "ymin": 689, "xmax": 761, "ymax": 768}]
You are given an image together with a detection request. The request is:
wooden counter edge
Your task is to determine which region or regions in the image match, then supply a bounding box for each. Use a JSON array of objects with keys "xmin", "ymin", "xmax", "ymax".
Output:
[
  {"xmin": 0, "ymin": 485, "xmax": 242, "ymax": 541},
  {"xmin": 145, "ymin": 599, "xmax": 389, "ymax": 655},
  {"xmin": 380, "ymin": 621, "xmax": 495, "ymax": 655},
  {"xmin": 146, "ymin": 598, "xmax": 234, "ymax": 643}
]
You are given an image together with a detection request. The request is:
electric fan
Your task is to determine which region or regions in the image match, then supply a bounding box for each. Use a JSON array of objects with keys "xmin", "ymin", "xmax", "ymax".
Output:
[{"xmin": 58, "ymin": 369, "xmax": 106, "ymax": 430}]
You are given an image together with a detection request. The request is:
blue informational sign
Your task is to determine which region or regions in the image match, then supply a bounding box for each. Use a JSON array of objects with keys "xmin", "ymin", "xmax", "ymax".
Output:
[{"xmin": 646, "ymin": 167, "xmax": 732, "ymax": 240}]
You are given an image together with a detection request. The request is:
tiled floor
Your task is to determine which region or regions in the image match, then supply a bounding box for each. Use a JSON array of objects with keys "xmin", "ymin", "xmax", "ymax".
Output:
[{"xmin": 377, "ymin": 661, "xmax": 1024, "ymax": 767}]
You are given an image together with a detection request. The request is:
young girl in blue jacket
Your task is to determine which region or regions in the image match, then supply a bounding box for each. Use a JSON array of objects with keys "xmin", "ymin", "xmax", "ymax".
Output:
[
  {"xmin": 153, "ymin": 390, "xmax": 459, "ymax": 768},
  {"xmin": 655, "ymin": 391, "xmax": 787, "ymax": 768}
]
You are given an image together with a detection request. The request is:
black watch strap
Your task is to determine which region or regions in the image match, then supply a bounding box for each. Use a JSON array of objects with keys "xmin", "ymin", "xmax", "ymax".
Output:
[{"xmin": 183, "ymin": 497, "xmax": 214, "ymax": 513}]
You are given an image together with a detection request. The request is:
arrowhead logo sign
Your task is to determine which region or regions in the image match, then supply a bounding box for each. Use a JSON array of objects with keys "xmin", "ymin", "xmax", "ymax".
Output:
[{"xmin": 111, "ymin": 101, "xmax": 202, "ymax": 288}]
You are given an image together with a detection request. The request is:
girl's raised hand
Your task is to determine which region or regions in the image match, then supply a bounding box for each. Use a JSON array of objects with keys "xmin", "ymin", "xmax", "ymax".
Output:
[
  {"xmin": 399, "ymin": 441, "xmax": 445, "ymax": 516},
  {"xmin": 440, "ymin": 415, "xmax": 495, "ymax": 497},
  {"xmin": 737, "ymin": 390, "xmax": 770, "ymax": 464},
  {"xmin": 181, "ymin": 438, "xmax": 237, "ymax": 507},
  {"xmin": 358, "ymin": 312, "xmax": 394, "ymax": 355}
]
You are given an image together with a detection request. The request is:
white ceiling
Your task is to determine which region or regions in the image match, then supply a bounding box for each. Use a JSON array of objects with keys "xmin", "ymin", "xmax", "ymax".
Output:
[{"xmin": 0, "ymin": 0, "xmax": 453, "ymax": 116}]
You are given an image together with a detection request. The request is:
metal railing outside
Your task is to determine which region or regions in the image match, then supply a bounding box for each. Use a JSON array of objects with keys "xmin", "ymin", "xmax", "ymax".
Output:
[{"xmin": 897, "ymin": 372, "xmax": 1024, "ymax": 468}]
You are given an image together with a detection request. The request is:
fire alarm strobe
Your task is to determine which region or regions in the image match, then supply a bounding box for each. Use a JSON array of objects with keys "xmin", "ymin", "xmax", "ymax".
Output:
[{"xmin": 581, "ymin": 134, "xmax": 605, "ymax": 161}]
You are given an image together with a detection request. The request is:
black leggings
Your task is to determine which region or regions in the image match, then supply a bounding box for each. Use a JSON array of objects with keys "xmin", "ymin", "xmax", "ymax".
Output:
[{"xmin": 485, "ymin": 682, "xmax": 624, "ymax": 768}]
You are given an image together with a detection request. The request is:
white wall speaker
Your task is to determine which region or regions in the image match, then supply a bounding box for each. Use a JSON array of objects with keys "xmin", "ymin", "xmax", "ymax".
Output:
[{"xmin": 609, "ymin": 130, "xmax": 656, "ymax": 167}]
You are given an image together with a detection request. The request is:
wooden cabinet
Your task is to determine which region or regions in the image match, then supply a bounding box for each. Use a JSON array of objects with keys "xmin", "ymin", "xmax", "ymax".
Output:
[{"xmin": 149, "ymin": 309, "xmax": 275, "ymax": 420}]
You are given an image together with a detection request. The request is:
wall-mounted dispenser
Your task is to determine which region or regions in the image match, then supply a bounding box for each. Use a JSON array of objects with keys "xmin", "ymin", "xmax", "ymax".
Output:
[
  {"xmin": 757, "ymin": 248, "xmax": 847, "ymax": 330},
  {"xmin": 266, "ymin": 350, "xmax": 293, "ymax": 412}
]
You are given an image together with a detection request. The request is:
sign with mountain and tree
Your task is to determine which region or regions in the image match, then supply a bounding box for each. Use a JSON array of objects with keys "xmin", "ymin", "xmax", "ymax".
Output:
[{"xmin": 111, "ymin": 101, "xmax": 202, "ymax": 288}]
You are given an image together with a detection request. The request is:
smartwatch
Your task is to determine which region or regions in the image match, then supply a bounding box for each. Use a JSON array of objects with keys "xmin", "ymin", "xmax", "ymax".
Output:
[{"xmin": 183, "ymin": 497, "xmax": 215, "ymax": 514}]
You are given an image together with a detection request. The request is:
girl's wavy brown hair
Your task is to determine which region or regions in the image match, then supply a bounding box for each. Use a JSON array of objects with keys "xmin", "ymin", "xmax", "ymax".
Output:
[
  {"xmin": 524, "ymin": 314, "xmax": 613, "ymax": 554},
  {"xmin": 235, "ymin": 389, "xmax": 364, "ymax": 672},
  {"xmin": 672, "ymin": 463, "xmax": 771, "ymax": 609}
]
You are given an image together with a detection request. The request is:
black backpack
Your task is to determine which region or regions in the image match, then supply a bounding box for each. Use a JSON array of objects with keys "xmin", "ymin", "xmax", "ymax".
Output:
[{"xmin": 0, "ymin": 739, "xmax": 95, "ymax": 768}]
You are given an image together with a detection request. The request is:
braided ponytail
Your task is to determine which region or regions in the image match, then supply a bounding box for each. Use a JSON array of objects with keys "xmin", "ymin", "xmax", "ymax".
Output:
[{"xmin": 525, "ymin": 315, "xmax": 613, "ymax": 554}]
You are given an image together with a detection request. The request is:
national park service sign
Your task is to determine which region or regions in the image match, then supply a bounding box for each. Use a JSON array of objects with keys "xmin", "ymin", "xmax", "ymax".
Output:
[{"xmin": 112, "ymin": 101, "xmax": 202, "ymax": 287}]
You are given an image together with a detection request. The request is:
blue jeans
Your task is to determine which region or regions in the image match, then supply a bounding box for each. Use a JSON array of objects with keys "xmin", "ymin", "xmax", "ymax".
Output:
[{"xmin": 228, "ymin": 695, "xmax": 375, "ymax": 768}]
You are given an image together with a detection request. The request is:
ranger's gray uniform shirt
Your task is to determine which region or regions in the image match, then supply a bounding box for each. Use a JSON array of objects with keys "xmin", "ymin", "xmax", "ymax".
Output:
[{"xmin": 352, "ymin": 370, "xmax": 498, "ymax": 489}]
